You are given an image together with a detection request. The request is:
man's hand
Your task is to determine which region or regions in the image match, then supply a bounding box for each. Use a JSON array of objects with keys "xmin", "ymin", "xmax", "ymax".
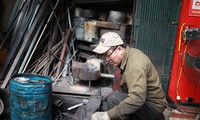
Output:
[{"xmin": 90, "ymin": 112, "xmax": 110, "ymax": 120}]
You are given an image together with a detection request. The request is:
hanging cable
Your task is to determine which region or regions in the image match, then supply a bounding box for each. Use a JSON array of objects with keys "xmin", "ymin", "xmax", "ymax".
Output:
[
  {"xmin": 178, "ymin": 23, "xmax": 186, "ymax": 52},
  {"xmin": 176, "ymin": 43, "xmax": 188, "ymax": 99}
]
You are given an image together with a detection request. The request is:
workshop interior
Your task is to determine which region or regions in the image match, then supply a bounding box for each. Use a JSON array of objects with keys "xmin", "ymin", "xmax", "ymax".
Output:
[{"xmin": 0, "ymin": 0, "xmax": 200, "ymax": 119}]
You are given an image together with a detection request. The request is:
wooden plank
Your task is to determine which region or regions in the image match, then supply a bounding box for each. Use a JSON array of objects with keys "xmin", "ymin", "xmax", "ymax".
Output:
[
  {"xmin": 85, "ymin": 95, "xmax": 102, "ymax": 119},
  {"xmin": 96, "ymin": 21, "xmax": 121, "ymax": 30}
]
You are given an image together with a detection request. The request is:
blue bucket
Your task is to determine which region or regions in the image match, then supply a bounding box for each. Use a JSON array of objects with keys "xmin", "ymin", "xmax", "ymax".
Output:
[{"xmin": 9, "ymin": 74, "xmax": 52, "ymax": 120}]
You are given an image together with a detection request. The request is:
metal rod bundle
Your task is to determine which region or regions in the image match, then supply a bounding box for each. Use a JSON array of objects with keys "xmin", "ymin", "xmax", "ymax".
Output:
[{"xmin": 1, "ymin": 0, "xmax": 75, "ymax": 88}]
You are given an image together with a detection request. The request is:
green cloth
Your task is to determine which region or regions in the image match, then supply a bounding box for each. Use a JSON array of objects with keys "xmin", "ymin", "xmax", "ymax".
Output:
[{"xmin": 107, "ymin": 47, "xmax": 168, "ymax": 119}]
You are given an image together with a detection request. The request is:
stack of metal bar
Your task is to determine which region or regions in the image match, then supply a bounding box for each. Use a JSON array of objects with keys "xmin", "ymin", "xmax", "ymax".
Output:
[
  {"xmin": 0, "ymin": 1, "xmax": 117, "ymax": 119},
  {"xmin": 0, "ymin": 0, "xmax": 77, "ymax": 88}
]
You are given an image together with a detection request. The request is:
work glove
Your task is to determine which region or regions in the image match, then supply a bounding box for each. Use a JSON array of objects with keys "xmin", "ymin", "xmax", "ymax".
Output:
[{"xmin": 90, "ymin": 112, "xmax": 110, "ymax": 120}]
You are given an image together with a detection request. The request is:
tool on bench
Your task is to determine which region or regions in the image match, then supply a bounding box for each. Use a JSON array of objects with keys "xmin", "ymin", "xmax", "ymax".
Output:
[
  {"xmin": 67, "ymin": 99, "xmax": 89, "ymax": 111},
  {"xmin": 72, "ymin": 58, "xmax": 114, "ymax": 81}
]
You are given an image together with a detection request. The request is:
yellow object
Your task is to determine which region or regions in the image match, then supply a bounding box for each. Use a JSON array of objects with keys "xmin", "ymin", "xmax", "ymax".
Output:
[
  {"xmin": 176, "ymin": 44, "xmax": 188, "ymax": 97},
  {"xmin": 178, "ymin": 23, "xmax": 186, "ymax": 52}
]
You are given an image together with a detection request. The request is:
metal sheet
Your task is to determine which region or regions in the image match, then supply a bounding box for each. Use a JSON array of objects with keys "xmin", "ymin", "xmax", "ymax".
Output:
[{"xmin": 133, "ymin": 0, "xmax": 181, "ymax": 93}]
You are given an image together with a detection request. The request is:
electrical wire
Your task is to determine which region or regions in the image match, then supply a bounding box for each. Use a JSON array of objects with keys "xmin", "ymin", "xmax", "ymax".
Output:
[
  {"xmin": 176, "ymin": 23, "xmax": 193, "ymax": 99},
  {"xmin": 178, "ymin": 23, "xmax": 186, "ymax": 52},
  {"xmin": 176, "ymin": 23, "xmax": 187, "ymax": 97},
  {"xmin": 176, "ymin": 43, "xmax": 188, "ymax": 98}
]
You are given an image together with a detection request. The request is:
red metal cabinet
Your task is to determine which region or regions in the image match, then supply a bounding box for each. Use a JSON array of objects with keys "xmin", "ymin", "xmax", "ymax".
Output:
[{"xmin": 168, "ymin": 0, "xmax": 200, "ymax": 104}]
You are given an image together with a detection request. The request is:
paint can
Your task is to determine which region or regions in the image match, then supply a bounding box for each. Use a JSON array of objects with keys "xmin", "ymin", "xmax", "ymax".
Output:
[{"xmin": 9, "ymin": 74, "xmax": 52, "ymax": 120}]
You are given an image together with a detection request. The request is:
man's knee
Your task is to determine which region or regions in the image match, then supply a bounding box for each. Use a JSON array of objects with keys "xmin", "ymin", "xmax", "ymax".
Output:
[
  {"xmin": 107, "ymin": 92, "xmax": 119, "ymax": 102},
  {"xmin": 106, "ymin": 92, "xmax": 127, "ymax": 107}
]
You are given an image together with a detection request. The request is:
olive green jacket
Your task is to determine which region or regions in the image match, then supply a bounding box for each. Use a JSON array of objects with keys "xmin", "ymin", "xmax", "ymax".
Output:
[{"xmin": 107, "ymin": 47, "xmax": 168, "ymax": 119}]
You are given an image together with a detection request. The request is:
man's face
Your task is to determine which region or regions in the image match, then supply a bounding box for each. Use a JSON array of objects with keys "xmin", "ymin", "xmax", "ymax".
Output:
[{"xmin": 103, "ymin": 46, "xmax": 123, "ymax": 66}]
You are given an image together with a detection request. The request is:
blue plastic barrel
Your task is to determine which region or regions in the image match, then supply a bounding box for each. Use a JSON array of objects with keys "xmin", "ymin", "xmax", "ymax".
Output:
[{"xmin": 9, "ymin": 74, "xmax": 52, "ymax": 120}]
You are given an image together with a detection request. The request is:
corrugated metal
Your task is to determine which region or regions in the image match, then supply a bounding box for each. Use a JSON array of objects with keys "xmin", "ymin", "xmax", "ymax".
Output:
[{"xmin": 133, "ymin": 0, "xmax": 181, "ymax": 93}]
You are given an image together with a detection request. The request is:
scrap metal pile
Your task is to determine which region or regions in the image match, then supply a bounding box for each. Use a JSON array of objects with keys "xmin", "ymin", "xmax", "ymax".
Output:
[
  {"xmin": 0, "ymin": 0, "xmax": 78, "ymax": 88},
  {"xmin": 0, "ymin": 0, "xmax": 103, "ymax": 119},
  {"xmin": 0, "ymin": 0, "xmax": 131, "ymax": 119}
]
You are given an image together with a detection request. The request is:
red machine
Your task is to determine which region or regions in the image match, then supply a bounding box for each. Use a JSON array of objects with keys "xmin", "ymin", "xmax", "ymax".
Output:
[{"xmin": 168, "ymin": 0, "xmax": 200, "ymax": 104}]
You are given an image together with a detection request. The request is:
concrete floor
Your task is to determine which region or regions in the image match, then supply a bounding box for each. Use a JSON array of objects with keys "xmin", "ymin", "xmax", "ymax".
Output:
[
  {"xmin": 164, "ymin": 105, "xmax": 200, "ymax": 120},
  {"xmin": 1, "ymin": 83, "xmax": 200, "ymax": 120}
]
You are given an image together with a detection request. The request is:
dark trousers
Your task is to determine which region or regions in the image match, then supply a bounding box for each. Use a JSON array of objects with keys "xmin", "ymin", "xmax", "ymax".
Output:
[{"xmin": 103, "ymin": 91, "xmax": 165, "ymax": 120}]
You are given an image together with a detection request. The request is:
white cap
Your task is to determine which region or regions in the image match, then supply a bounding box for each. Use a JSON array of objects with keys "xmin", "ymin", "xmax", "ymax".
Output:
[{"xmin": 93, "ymin": 32, "xmax": 123, "ymax": 54}]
